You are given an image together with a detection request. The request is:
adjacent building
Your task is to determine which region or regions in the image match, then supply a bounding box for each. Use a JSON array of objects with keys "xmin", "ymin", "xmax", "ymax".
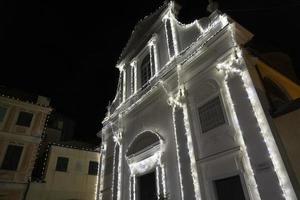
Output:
[
  {"xmin": 31, "ymin": 111, "xmax": 76, "ymax": 180},
  {"xmin": 26, "ymin": 143, "xmax": 101, "ymax": 200},
  {"xmin": 0, "ymin": 88, "xmax": 52, "ymax": 199},
  {"xmin": 98, "ymin": 2, "xmax": 299, "ymax": 200}
]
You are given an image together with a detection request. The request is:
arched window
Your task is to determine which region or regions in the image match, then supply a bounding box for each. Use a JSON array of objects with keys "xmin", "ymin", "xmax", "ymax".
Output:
[
  {"xmin": 126, "ymin": 131, "xmax": 162, "ymax": 175},
  {"xmin": 126, "ymin": 131, "xmax": 160, "ymax": 158}
]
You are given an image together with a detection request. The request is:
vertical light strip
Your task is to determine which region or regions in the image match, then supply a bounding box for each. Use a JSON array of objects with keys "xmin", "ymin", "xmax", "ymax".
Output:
[
  {"xmin": 130, "ymin": 61, "xmax": 137, "ymax": 95},
  {"xmin": 117, "ymin": 143, "xmax": 123, "ymax": 200},
  {"xmin": 111, "ymin": 144, "xmax": 117, "ymax": 200},
  {"xmin": 133, "ymin": 175, "xmax": 136, "ymax": 200},
  {"xmin": 149, "ymin": 44, "xmax": 155, "ymax": 77},
  {"xmin": 153, "ymin": 42, "xmax": 159, "ymax": 75},
  {"xmin": 182, "ymin": 103, "xmax": 202, "ymax": 200},
  {"xmin": 241, "ymin": 70, "xmax": 297, "ymax": 200},
  {"xmin": 164, "ymin": 18, "xmax": 174, "ymax": 59},
  {"xmin": 99, "ymin": 143, "xmax": 107, "ymax": 200},
  {"xmin": 156, "ymin": 166, "xmax": 161, "ymax": 198},
  {"xmin": 217, "ymin": 47, "xmax": 297, "ymax": 199},
  {"xmin": 95, "ymin": 153, "xmax": 101, "ymax": 200},
  {"xmin": 169, "ymin": 14, "xmax": 179, "ymax": 56},
  {"xmin": 161, "ymin": 164, "xmax": 167, "ymax": 198},
  {"xmin": 122, "ymin": 69, "xmax": 126, "ymax": 102},
  {"xmin": 171, "ymin": 106, "xmax": 185, "ymax": 199},
  {"xmin": 134, "ymin": 63, "xmax": 137, "ymax": 94},
  {"xmin": 130, "ymin": 64, "xmax": 135, "ymax": 95},
  {"xmin": 221, "ymin": 72, "xmax": 261, "ymax": 200},
  {"xmin": 129, "ymin": 176, "xmax": 133, "ymax": 200}
]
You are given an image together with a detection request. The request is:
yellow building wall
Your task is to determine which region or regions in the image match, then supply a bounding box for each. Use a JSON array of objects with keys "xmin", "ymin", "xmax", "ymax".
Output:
[
  {"xmin": 0, "ymin": 96, "xmax": 51, "ymax": 200},
  {"xmin": 27, "ymin": 146, "xmax": 100, "ymax": 200},
  {"xmin": 273, "ymin": 109, "xmax": 300, "ymax": 186},
  {"xmin": 255, "ymin": 59, "xmax": 300, "ymax": 100}
]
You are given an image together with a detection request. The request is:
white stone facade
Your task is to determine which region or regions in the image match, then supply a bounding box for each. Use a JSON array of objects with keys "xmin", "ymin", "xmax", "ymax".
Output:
[{"xmin": 98, "ymin": 2, "xmax": 297, "ymax": 200}]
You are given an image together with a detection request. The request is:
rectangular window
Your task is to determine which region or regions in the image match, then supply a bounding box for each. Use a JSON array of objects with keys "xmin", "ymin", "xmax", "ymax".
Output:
[
  {"xmin": 166, "ymin": 19, "xmax": 175, "ymax": 57},
  {"xmin": 0, "ymin": 106, "xmax": 7, "ymax": 122},
  {"xmin": 16, "ymin": 111, "xmax": 33, "ymax": 127},
  {"xmin": 141, "ymin": 54, "xmax": 151, "ymax": 87},
  {"xmin": 198, "ymin": 96, "xmax": 225, "ymax": 133},
  {"xmin": 214, "ymin": 175, "xmax": 246, "ymax": 200},
  {"xmin": 88, "ymin": 161, "xmax": 99, "ymax": 175},
  {"xmin": 55, "ymin": 157, "xmax": 69, "ymax": 172},
  {"xmin": 1, "ymin": 145, "xmax": 23, "ymax": 171}
]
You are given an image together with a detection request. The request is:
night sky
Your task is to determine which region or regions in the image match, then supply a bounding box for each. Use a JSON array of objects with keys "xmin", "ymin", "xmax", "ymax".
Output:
[{"xmin": 1, "ymin": 0, "xmax": 299, "ymax": 144}]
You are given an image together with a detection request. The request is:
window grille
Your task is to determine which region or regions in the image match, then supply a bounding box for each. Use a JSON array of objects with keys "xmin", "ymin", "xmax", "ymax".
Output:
[{"xmin": 198, "ymin": 96, "xmax": 225, "ymax": 133}]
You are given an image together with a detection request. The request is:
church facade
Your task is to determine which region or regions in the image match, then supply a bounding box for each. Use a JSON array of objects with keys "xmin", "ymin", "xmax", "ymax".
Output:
[{"xmin": 98, "ymin": 2, "xmax": 298, "ymax": 200}]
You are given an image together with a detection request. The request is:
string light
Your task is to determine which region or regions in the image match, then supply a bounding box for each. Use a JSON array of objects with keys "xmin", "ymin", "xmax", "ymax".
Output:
[
  {"xmin": 100, "ymin": 1, "xmax": 297, "ymax": 199},
  {"xmin": 111, "ymin": 144, "xmax": 118, "ymax": 200},
  {"xmin": 99, "ymin": 142, "xmax": 107, "ymax": 200},
  {"xmin": 216, "ymin": 45, "xmax": 297, "ymax": 199},
  {"xmin": 117, "ymin": 143, "xmax": 123, "ymax": 200},
  {"xmin": 171, "ymin": 105, "xmax": 185, "ymax": 199},
  {"xmin": 102, "ymin": 4, "xmax": 231, "ymax": 200}
]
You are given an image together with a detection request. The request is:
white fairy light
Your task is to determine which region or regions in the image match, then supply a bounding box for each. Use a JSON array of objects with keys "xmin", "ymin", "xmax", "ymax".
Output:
[
  {"xmin": 182, "ymin": 103, "xmax": 202, "ymax": 200},
  {"xmin": 122, "ymin": 69, "xmax": 127, "ymax": 102},
  {"xmin": 163, "ymin": 10, "xmax": 179, "ymax": 59},
  {"xmin": 125, "ymin": 131, "xmax": 165, "ymax": 199},
  {"xmin": 161, "ymin": 164, "xmax": 167, "ymax": 198},
  {"xmin": 117, "ymin": 143, "xmax": 123, "ymax": 200},
  {"xmin": 133, "ymin": 175, "xmax": 137, "ymax": 200},
  {"xmin": 102, "ymin": 4, "xmax": 298, "ymax": 200},
  {"xmin": 170, "ymin": 105, "xmax": 185, "ymax": 199},
  {"xmin": 148, "ymin": 36, "xmax": 159, "ymax": 76},
  {"xmin": 128, "ymin": 151, "xmax": 160, "ymax": 175},
  {"xmin": 99, "ymin": 142, "xmax": 107, "ymax": 200},
  {"xmin": 104, "ymin": 10, "xmax": 229, "ymax": 123},
  {"xmin": 111, "ymin": 144, "xmax": 117, "ymax": 200},
  {"xmin": 94, "ymin": 153, "xmax": 101, "ymax": 200},
  {"xmin": 217, "ymin": 46, "xmax": 297, "ymax": 200},
  {"xmin": 241, "ymin": 70, "xmax": 297, "ymax": 199},
  {"xmin": 153, "ymin": 43, "xmax": 159, "ymax": 75},
  {"xmin": 130, "ymin": 60, "xmax": 138, "ymax": 95},
  {"xmin": 156, "ymin": 166, "xmax": 161, "ymax": 198},
  {"xmin": 217, "ymin": 56, "xmax": 261, "ymax": 200},
  {"xmin": 129, "ymin": 175, "xmax": 132, "ymax": 200}
]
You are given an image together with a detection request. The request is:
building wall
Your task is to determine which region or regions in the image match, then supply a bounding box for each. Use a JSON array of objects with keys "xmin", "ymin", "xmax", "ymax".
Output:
[
  {"xmin": 0, "ymin": 96, "xmax": 51, "ymax": 200},
  {"xmin": 27, "ymin": 145, "xmax": 100, "ymax": 200},
  {"xmin": 246, "ymin": 53, "xmax": 300, "ymax": 194},
  {"xmin": 100, "ymin": 3, "xmax": 298, "ymax": 200},
  {"xmin": 273, "ymin": 110, "xmax": 300, "ymax": 186}
]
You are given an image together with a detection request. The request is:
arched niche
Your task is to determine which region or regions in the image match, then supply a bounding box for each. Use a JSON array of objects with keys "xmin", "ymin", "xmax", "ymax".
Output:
[{"xmin": 126, "ymin": 131, "xmax": 163, "ymax": 176}]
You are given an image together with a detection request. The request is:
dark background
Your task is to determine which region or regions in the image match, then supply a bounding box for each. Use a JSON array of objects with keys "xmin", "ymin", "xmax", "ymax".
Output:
[{"xmin": 1, "ymin": 0, "xmax": 299, "ymax": 144}]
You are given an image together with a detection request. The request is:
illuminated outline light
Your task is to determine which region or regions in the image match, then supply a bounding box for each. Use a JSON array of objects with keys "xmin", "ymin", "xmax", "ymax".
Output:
[{"xmin": 217, "ymin": 47, "xmax": 297, "ymax": 200}]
